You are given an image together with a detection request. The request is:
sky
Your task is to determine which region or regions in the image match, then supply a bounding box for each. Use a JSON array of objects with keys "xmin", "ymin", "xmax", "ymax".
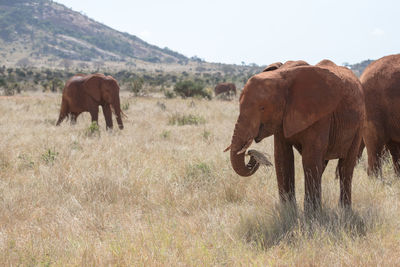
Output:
[{"xmin": 54, "ymin": 0, "xmax": 400, "ymax": 66}]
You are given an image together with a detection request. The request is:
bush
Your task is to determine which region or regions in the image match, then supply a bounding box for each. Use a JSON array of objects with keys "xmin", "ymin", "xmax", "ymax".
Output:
[
  {"xmin": 85, "ymin": 122, "xmax": 100, "ymax": 137},
  {"xmin": 168, "ymin": 113, "xmax": 206, "ymax": 126},
  {"xmin": 173, "ymin": 80, "xmax": 211, "ymax": 99},
  {"xmin": 164, "ymin": 90, "xmax": 175, "ymax": 99},
  {"xmin": 129, "ymin": 78, "xmax": 144, "ymax": 96},
  {"xmin": 41, "ymin": 148, "xmax": 58, "ymax": 165}
]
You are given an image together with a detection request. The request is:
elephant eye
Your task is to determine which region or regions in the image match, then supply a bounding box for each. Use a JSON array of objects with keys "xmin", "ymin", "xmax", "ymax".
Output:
[{"xmin": 260, "ymin": 107, "xmax": 265, "ymax": 111}]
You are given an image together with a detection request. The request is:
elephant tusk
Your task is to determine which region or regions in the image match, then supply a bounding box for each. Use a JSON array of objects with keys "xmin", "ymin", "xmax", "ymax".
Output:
[
  {"xmin": 236, "ymin": 139, "xmax": 253, "ymax": 155},
  {"xmin": 223, "ymin": 145, "xmax": 231, "ymax": 152}
]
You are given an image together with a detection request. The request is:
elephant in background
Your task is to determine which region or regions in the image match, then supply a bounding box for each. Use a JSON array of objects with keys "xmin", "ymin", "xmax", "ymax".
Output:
[
  {"xmin": 360, "ymin": 54, "xmax": 400, "ymax": 177},
  {"xmin": 56, "ymin": 73, "xmax": 124, "ymax": 129},
  {"xmin": 214, "ymin": 82, "xmax": 236, "ymax": 96},
  {"xmin": 226, "ymin": 61, "xmax": 364, "ymax": 213}
]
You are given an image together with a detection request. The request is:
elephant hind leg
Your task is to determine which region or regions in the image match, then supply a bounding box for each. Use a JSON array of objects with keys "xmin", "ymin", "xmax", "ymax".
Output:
[
  {"xmin": 364, "ymin": 125, "xmax": 386, "ymax": 178},
  {"xmin": 337, "ymin": 129, "xmax": 363, "ymax": 208},
  {"xmin": 56, "ymin": 99, "xmax": 69, "ymax": 126},
  {"xmin": 89, "ymin": 106, "xmax": 99, "ymax": 125},
  {"xmin": 70, "ymin": 112, "xmax": 79, "ymax": 125},
  {"xmin": 102, "ymin": 104, "xmax": 113, "ymax": 130},
  {"xmin": 387, "ymin": 141, "xmax": 400, "ymax": 177}
]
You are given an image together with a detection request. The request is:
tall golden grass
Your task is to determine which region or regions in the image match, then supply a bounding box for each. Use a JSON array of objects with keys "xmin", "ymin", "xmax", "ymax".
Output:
[{"xmin": 0, "ymin": 92, "xmax": 399, "ymax": 266}]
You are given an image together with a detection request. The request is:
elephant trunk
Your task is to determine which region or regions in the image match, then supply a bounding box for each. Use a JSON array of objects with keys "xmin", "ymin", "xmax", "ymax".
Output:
[{"xmin": 229, "ymin": 118, "xmax": 260, "ymax": 176}]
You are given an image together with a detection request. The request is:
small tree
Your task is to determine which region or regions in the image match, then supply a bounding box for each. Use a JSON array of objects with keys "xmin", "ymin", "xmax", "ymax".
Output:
[
  {"xmin": 129, "ymin": 77, "xmax": 144, "ymax": 96},
  {"xmin": 173, "ymin": 80, "xmax": 211, "ymax": 99}
]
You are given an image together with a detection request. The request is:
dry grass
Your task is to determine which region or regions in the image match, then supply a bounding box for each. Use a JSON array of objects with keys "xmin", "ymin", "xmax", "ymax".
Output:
[{"xmin": 0, "ymin": 92, "xmax": 399, "ymax": 266}]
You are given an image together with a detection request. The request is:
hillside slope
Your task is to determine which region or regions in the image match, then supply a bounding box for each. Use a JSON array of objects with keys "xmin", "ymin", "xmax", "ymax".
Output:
[{"xmin": 0, "ymin": 0, "xmax": 188, "ymax": 66}]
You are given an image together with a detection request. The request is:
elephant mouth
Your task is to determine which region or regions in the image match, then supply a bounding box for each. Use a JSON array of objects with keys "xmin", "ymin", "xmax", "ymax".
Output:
[{"xmin": 254, "ymin": 124, "xmax": 264, "ymax": 143}]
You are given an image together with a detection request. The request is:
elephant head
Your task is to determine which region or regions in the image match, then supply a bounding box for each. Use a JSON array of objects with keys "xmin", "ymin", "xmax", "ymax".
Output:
[
  {"xmin": 227, "ymin": 66, "xmax": 344, "ymax": 176},
  {"xmin": 84, "ymin": 74, "xmax": 124, "ymax": 129},
  {"xmin": 263, "ymin": 62, "xmax": 283, "ymax": 72},
  {"xmin": 263, "ymin": 60, "xmax": 309, "ymax": 72}
]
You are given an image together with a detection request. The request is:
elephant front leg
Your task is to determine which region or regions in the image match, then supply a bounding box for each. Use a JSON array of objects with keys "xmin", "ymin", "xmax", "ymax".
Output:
[
  {"xmin": 274, "ymin": 131, "xmax": 295, "ymax": 203},
  {"xmin": 102, "ymin": 104, "xmax": 113, "ymax": 130},
  {"xmin": 302, "ymin": 154, "xmax": 324, "ymax": 215}
]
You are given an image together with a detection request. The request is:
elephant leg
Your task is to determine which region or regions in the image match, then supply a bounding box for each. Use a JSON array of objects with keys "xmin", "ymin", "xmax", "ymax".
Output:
[
  {"xmin": 89, "ymin": 106, "xmax": 99, "ymax": 125},
  {"xmin": 366, "ymin": 141, "xmax": 385, "ymax": 178},
  {"xmin": 70, "ymin": 113, "xmax": 79, "ymax": 125},
  {"xmin": 387, "ymin": 140, "xmax": 400, "ymax": 177},
  {"xmin": 302, "ymin": 153, "xmax": 324, "ymax": 214},
  {"xmin": 274, "ymin": 131, "xmax": 295, "ymax": 203},
  {"xmin": 336, "ymin": 130, "xmax": 362, "ymax": 208},
  {"xmin": 364, "ymin": 126, "xmax": 385, "ymax": 177},
  {"xmin": 102, "ymin": 104, "xmax": 113, "ymax": 130},
  {"xmin": 56, "ymin": 99, "xmax": 69, "ymax": 126},
  {"xmin": 301, "ymin": 121, "xmax": 330, "ymax": 214}
]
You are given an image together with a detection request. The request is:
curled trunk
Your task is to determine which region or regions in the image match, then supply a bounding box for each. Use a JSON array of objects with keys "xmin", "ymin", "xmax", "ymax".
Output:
[{"xmin": 229, "ymin": 120, "xmax": 260, "ymax": 176}]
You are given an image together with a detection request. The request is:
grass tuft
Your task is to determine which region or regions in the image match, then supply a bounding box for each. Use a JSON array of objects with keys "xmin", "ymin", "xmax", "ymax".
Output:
[{"xmin": 168, "ymin": 113, "xmax": 206, "ymax": 126}]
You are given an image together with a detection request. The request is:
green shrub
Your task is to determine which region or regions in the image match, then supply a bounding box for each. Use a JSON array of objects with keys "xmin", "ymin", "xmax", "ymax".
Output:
[
  {"xmin": 85, "ymin": 122, "xmax": 100, "ymax": 137},
  {"xmin": 156, "ymin": 101, "xmax": 166, "ymax": 111},
  {"xmin": 129, "ymin": 78, "xmax": 144, "ymax": 96},
  {"xmin": 183, "ymin": 162, "xmax": 214, "ymax": 189},
  {"xmin": 164, "ymin": 90, "xmax": 175, "ymax": 99},
  {"xmin": 122, "ymin": 102, "xmax": 130, "ymax": 111},
  {"xmin": 173, "ymin": 80, "xmax": 211, "ymax": 99},
  {"xmin": 41, "ymin": 148, "xmax": 58, "ymax": 165},
  {"xmin": 160, "ymin": 130, "xmax": 171, "ymax": 139},
  {"xmin": 168, "ymin": 113, "xmax": 206, "ymax": 126}
]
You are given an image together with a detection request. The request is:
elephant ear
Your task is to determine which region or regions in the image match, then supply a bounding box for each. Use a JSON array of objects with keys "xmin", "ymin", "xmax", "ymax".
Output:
[
  {"xmin": 263, "ymin": 62, "xmax": 283, "ymax": 72},
  {"xmin": 83, "ymin": 75, "xmax": 102, "ymax": 102},
  {"xmin": 283, "ymin": 67, "xmax": 343, "ymax": 138}
]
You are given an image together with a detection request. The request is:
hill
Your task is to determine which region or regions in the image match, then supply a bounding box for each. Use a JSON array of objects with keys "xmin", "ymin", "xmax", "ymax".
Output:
[{"xmin": 0, "ymin": 0, "xmax": 201, "ymax": 69}]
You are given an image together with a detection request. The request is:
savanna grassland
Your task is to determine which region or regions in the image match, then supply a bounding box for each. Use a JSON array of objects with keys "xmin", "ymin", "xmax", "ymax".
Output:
[{"xmin": 0, "ymin": 92, "xmax": 400, "ymax": 266}]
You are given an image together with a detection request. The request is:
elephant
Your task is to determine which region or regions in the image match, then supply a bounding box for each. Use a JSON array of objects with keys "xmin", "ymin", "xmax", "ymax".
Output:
[
  {"xmin": 56, "ymin": 73, "xmax": 124, "ymax": 129},
  {"xmin": 263, "ymin": 60, "xmax": 309, "ymax": 72},
  {"xmin": 225, "ymin": 61, "xmax": 364, "ymax": 213},
  {"xmin": 360, "ymin": 54, "xmax": 400, "ymax": 177},
  {"xmin": 214, "ymin": 82, "xmax": 237, "ymax": 96}
]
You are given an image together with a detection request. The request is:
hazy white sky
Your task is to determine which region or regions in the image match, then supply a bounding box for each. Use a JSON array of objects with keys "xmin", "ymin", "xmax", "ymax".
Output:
[{"xmin": 55, "ymin": 0, "xmax": 400, "ymax": 65}]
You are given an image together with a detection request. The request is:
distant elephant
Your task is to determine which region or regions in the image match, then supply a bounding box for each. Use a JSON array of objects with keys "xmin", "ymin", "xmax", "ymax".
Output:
[
  {"xmin": 56, "ymin": 73, "xmax": 124, "ymax": 129},
  {"xmin": 226, "ymin": 61, "xmax": 364, "ymax": 213},
  {"xmin": 263, "ymin": 60, "xmax": 309, "ymax": 72},
  {"xmin": 214, "ymin": 82, "xmax": 236, "ymax": 96},
  {"xmin": 360, "ymin": 54, "xmax": 400, "ymax": 177}
]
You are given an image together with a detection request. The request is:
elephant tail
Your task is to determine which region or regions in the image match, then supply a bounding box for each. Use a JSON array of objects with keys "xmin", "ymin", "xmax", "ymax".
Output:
[{"xmin": 110, "ymin": 104, "xmax": 128, "ymax": 119}]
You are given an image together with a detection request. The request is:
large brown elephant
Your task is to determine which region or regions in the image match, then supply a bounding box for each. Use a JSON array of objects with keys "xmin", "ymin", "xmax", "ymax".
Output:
[
  {"xmin": 214, "ymin": 82, "xmax": 236, "ymax": 96},
  {"xmin": 226, "ymin": 61, "xmax": 364, "ymax": 213},
  {"xmin": 360, "ymin": 54, "xmax": 400, "ymax": 177},
  {"xmin": 56, "ymin": 73, "xmax": 124, "ymax": 129}
]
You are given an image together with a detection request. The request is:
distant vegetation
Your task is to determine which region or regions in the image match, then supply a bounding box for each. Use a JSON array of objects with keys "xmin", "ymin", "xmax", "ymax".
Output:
[
  {"xmin": 0, "ymin": 66, "xmax": 260, "ymax": 97},
  {"xmin": 173, "ymin": 80, "xmax": 212, "ymax": 99},
  {"xmin": 345, "ymin": 60, "xmax": 375, "ymax": 77}
]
